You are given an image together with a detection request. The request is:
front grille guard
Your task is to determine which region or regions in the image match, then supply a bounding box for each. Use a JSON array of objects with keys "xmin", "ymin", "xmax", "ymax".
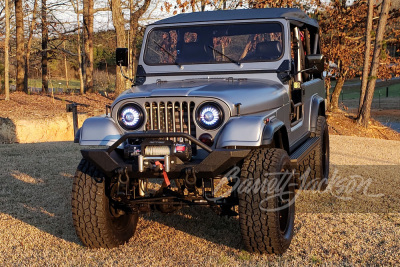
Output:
[
  {"xmin": 144, "ymin": 101, "xmax": 197, "ymax": 153},
  {"xmin": 144, "ymin": 101, "xmax": 196, "ymax": 135}
]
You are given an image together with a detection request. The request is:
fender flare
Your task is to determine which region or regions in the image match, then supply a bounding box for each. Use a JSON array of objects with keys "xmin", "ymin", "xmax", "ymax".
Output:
[
  {"xmin": 261, "ymin": 118, "xmax": 289, "ymax": 151},
  {"xmin": 214, "ymin": 115, "xmax": 287, "ymax": 149},
  {"xmin": 310, "ymin": 95, "xmax": 325, "ymax": 133},
  {"xmin": 79, "ymin": 116, "xmax": 123, "ymax": 146},
  {"xmin": 215, "ymin": 116, "xmax": 266, "ymax": 148}
]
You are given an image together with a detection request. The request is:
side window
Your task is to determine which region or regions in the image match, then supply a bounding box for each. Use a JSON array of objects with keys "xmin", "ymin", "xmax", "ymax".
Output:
[
  {"xmin": 184, "ymin": 32, "xmax": 198, "ymax": 43},
  {"xmin": 290, "ymin": 26, "xmax": 305, "ymax": 124},
  {"xmin": 309, "ymin": 28, "xmax": 323, "ymax": 79},
  {"xmin": 300, "ymin": 28, "xmax": 310, "ymax": 81},
  {"xmin": 290, "ymin": 27, "xmax": 304, "ymax": 83}
]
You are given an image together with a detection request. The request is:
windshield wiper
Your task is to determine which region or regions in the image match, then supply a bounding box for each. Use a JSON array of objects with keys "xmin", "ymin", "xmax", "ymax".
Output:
[
  {"xmin": 207, "ymin": 45, "xmax": 241, "ymax": 66},
  {"xmin": 153, "ymin": 41, "xmax": 181, "ymax": 67}
]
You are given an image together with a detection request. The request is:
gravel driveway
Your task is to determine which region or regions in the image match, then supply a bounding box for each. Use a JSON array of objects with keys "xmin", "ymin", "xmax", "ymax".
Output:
[{"xmin": 0, "ymin": 135, "xmax": 399, "ymax": 266}]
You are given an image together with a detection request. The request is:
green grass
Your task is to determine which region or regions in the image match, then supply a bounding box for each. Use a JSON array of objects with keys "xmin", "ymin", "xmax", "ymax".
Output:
[
  {"xmin": 10, "ymin": 78, "xmax": 115, "ymax": 93},
  {"xmin": 11, "ymin": 78, "xmax": 81, "ymax": 91},
  {"xmin": 237, "ymin": 250, "xmax": 252, "ymax": 261},
  {"xmin": 331, "ymin": 82, "xmax": 400, "ymax": 100},
  {"xmin": 310, "ymin": 255, "xmax": 322, "ymax": 264}
]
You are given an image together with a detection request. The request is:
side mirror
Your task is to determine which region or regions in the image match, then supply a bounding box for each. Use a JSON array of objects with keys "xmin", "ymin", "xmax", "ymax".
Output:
[
  {"xmin": 305, "ymin": 54, "xmax": 324, "ymax": 74},
  {"xmin": 116, "ymin": 48, "xmax": 129, "ymax": 67}
]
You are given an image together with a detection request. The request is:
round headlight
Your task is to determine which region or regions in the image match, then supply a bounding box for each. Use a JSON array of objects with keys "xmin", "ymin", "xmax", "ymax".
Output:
[
  {"xmin": 118, "ymin": 104, "xmax": 144, "ymax": 130},
  {"xmin": 196, "ymin": 102, "xmax": 224, "ymax": 130}
]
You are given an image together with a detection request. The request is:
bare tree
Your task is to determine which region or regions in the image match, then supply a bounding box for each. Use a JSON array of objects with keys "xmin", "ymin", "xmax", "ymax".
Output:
[
  {"xmin": 25, "ymin": 0, "xmax": 38, "ymax": 93},
  {"xmin": 5, "ymin": 0, "xmax": 10, "ymax": 100},
  {"xmin": 357, "ymin": 0, "xmax": 391, "ymax": 127},
  {"xmin": 75, "ymin": 0, "xmax": 85, "ymax": 94},
  {"xmin": 69, "ymin": 0, "xmax": 85, "ymax": 94},
  {"xmin": 358, "ymin": 0, "xmax": 374, "ymax": 114},
  {"xmin": 15, "ymin": 0, "xmax": 26, "ymax": 92},
  {"xmin": 83, "ymin": 0, "xmax": 94, "ymax": 92},
  {"xmin": 111, "ymin": 0, "xmax": 126, "ymax": 96},
  {"xmin": 129, "ymin": 0, "xmax": 151, "ymax": 78},
  {"xmin": 42, "ymin": 0, "xmax": 48, "ymax": 94}
]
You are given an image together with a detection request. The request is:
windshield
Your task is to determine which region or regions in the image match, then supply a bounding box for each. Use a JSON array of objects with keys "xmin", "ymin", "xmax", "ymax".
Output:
[{"xmin": 144, "ymin": 22, "xmax": 283, "ymax": 65}]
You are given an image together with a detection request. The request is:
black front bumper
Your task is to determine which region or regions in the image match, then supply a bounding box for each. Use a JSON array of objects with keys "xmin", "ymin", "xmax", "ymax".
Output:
[{"xmin": 81, "ymin": 132, "xmax": 250, "ymax": 179}]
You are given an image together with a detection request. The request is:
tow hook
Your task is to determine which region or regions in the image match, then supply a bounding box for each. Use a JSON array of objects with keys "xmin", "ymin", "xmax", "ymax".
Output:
[
  {"xmin": 116, "ymin": 167, "xmax": 130, "ymax": 196},
  {"xmin": 184, "ymin": 167, "xmax": 197, "ymax": 193}
]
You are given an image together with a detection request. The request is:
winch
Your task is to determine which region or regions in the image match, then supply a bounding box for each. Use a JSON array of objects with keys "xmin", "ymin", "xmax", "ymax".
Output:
[
  {"xmin": 124, "ymin": 139, "xmax": 193, "ymax": 173},
  {"xmin": 125, "ymin": 139, "xmax": 192, "ymax": 161}
]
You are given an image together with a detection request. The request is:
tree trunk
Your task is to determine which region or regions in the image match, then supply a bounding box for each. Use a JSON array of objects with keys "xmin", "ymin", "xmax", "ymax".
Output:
[
  {"xmin": 74, "ymin": 0, "xmax": 85, "ymax": 95},
  {"xmin": 70, "ymin": 0, "xmax": 85, "ymax": 94},
  {"xmin": 83, "ymin": 0, "xmax": 94, "ymax": 93},
  {"xmin": 325, "ymin": 77, "xmax": 331, "ymax": 111},
  {"xmin": 5, "ymin": 0, "xmax": 10, "ymax": 100},
  {"xmin": 64, "ymin": 41, "xmax": 69, "ymax": 90},
  {"xmin": 81, "ymin": 9, "xmax": 86, "ymax": 94},
  {"xmin": 24, "ymin": 0, "xmax": 38, "ymax": 93},
  {"xmin": 201, "ymin": 0, "xmax": 206, "ymax": 11},
  {"xmin": 330, "ymin": 76, "xmax": 345, "ymax": 111},
  {"xmin": 358, "ymin": 0, "xmax": 373, "ymax": 115},
  {"xmin": 129, "ymin": 0, "xmax": 151, "ymax": 79},
  {"xmin": 129, "ymin": 1, "xmax": 134, "ymax": 79},
  {"xmin": 111, "ymin": 0, "xmax": 127, "ymax": 96},
  {"xmin": 191, "ymin": 0, "xmax": 196, "ymax": 12},
  {"xmin": 42, "ymin": 0, "xmax": 48, "ymax": 95},
  {"xmin": 15, "ymin": 0, "xmax": 25, "ymax": 93},
  {"xmin": 357, "ymin": 0, "xmax": 391, "ymax": 127}
]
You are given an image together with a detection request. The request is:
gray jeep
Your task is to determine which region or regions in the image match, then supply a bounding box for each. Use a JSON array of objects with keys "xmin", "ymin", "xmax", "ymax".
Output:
[{"xmin": 72, "ymin": 8, "xmax": 329, "ymax": 254}]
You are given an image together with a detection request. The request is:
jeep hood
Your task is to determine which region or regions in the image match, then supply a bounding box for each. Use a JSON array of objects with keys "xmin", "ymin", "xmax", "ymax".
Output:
[{"xmin": 114, "ymin": 79, "xmax": 289, "ymax": 115}]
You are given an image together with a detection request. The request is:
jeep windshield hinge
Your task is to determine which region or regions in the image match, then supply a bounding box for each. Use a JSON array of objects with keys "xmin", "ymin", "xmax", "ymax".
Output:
[{"xmin": 235, "ymin": 103, "xmax": 242, "ymax": 116}]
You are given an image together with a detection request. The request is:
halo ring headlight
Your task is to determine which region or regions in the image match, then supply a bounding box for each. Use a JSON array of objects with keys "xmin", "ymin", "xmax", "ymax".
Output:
[
  {"xmin": 117, "ymin": 103, "xmax": 144, "ymax": 130},
  {"xmin": 196, "ymin": 102, "xmax": 224, "ymax": 130}
]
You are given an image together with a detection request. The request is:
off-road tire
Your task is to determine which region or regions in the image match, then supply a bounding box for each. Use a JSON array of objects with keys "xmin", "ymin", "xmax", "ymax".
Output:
[
  {"xmin": 239, "ymin": 148, "xmax": 295, "ymax": 254},
  {"xmin": 72, "ymin": 159, "xmax": 139, "ymax": 248},
  {"xmin": 310, "ymin": 116, "xmax": 330, "ymax": 190}
]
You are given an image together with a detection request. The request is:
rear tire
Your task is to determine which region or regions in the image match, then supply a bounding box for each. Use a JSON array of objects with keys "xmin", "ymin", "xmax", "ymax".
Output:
[
  {"xmin": 310, "ymin": 116, "xmax": 330, "ymax": 190},
  {"xmin": 72, "ymin": 159, "xmax": 139, "ymax": 248},
  {"xmin": 239, "ymin": 148, "xmax": 295, "ymax": 254}
]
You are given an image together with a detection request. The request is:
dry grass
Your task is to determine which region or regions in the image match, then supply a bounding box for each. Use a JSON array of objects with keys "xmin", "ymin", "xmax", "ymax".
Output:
[{"xmin": 0, "ymin": 136, "xmax": 400, "ymax": 266}]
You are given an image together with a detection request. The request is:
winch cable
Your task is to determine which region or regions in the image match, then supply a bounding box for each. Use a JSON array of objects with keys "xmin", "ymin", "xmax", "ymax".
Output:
[{"xmin": 155, "ymin": 161, "xmax": 171, "ymax": 187}]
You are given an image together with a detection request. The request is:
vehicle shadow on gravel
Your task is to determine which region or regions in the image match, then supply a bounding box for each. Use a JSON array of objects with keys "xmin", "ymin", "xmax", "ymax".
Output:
[
  {"xmin": 140, "ymin": 206, "xmax": 243, "ymax": 249},
  {"xmin": 0, "ymin": 142, "xmax": 82, "ymax": 245}
]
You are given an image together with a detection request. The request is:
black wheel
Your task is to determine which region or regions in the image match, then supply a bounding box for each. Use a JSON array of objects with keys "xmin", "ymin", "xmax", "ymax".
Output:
[
  {"xmin": 72, "ymin": 159, "xmax": 139, "ymax": 248},
  {"xmin": 310, "ymin": 116, "xmax": 330, "ymax": 190},
  {"xmin": 239, "ymin": 148, "xmax": 295, "ymax": 254}
]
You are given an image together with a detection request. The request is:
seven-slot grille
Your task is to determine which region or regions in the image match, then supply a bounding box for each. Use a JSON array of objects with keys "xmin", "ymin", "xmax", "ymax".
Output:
[{"xmin": 144, "ymin": 101, "xmax": 197, "ymax": 142}]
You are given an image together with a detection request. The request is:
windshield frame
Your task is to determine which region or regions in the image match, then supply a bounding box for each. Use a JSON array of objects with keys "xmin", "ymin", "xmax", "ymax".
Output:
[{"xmin": 143, "ymin": 21, "xmax": 285, "ymax": 66}]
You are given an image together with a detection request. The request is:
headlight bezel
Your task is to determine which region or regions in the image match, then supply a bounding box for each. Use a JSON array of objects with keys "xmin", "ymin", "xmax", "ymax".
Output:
[
  {"xmin": 196, "ymin": 102, "xmax": 224, "ymax": 130},
  {"xmin": 117, "ymin": 103, "xmax": 144, "ymax": 131}
]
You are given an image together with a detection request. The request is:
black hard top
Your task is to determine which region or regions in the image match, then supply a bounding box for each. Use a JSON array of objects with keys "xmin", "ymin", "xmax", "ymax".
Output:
[{"xmin": 152, "ymin": 8, "xmax": 319, "ymax": 28}]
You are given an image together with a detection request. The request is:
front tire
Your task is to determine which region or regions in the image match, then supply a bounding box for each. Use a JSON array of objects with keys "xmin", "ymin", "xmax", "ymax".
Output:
[
  {"xmin": 239, "ymin": 149, "xmax": 295, "ymax": 254},
  {"xmin": 71, "ymin": 159, "xmax": 139, "ymax": 248}
]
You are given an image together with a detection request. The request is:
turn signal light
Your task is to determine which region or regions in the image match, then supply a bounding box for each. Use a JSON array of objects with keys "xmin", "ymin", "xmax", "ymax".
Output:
[{"xmin": 199, "ymin": 133, "xmax": 214, "ymax": 147}]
